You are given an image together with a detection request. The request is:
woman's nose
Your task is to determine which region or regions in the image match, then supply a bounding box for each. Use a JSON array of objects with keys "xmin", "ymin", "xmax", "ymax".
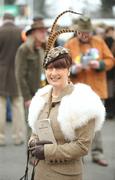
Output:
[{"xmin": 51, "ymin": 68, "xmax": 57, "ymax": 74}]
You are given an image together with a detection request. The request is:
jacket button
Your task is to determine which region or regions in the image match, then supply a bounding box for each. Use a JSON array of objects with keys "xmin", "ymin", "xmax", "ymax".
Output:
[{"xmin": 59, "ymin": 160, "xmax": 63, "ymax": 163}]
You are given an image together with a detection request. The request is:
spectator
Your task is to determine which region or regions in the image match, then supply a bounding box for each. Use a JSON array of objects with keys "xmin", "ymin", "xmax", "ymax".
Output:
[
  {"xmin": 15, "ymin": 20, "xmax": 47, "ymax": 108},
  {"xmin": 0, "ymin": 13, "xmax": 26, "ymax": 146},
  {"xmin": 15, "ymin": 21, "xmax": 47, "ymax": 141},
  {"xmin": 104, "ymin": 26, "xmax": 115, "ymax": 119},
  {"xmin": 64, "ymin": 15, "xmax": 114, "ymax": 166}
]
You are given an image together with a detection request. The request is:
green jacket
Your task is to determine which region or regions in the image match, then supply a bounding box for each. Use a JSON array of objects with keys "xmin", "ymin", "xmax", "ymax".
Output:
[{"xmin": 15, "ymin": 37, "xmax": 45, "ymax": 101}]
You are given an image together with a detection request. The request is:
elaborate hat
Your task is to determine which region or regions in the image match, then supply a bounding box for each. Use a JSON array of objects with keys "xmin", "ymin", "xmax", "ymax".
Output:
[
  {"xmin": 43, "ymin": 46, "xmax": 70, "ymax": 68},
  {"xmin": 43, "ymin": 10, "xmax": 83, "ymax": 68}
]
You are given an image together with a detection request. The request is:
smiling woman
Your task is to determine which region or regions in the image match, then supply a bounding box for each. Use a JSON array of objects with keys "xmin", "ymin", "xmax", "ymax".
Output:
[
  {"xmin": 27, "ymin": 46, "xmax": 105, "ymax": 180},
  {"xmin": 27, "ymin": 11, "xmax": 106, "ymax": 180}
]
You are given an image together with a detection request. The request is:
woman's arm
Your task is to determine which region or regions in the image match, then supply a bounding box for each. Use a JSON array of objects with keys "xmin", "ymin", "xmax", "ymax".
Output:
[{"xmin": 44, "ymin": 119, "xmax": 95, "ymax": 162}]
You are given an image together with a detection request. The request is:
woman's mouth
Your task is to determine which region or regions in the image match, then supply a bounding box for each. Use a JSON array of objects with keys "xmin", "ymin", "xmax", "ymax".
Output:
[{"xmin": 51, "ymin": 77, "xmax": 60, "ymax": 81}]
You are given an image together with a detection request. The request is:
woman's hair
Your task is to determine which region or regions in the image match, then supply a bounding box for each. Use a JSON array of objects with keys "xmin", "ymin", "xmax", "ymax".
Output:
[{"xmin": 45, "ymin": 53, "xmax": 72, "ymax": 69}]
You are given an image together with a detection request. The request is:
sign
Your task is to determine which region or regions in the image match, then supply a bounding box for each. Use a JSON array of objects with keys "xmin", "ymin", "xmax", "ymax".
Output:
[{"xmin": 0, "ymin": 5, "xmax": 19, "ymax": 16}]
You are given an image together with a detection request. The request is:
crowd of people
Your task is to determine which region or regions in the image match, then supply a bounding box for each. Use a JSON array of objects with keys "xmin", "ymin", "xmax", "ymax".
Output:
[{"xmin": 0, "ymin": 11, "xmax": 115, "ymax": 180}]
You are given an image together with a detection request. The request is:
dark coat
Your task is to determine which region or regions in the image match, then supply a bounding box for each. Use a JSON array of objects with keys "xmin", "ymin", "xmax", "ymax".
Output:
[
  {"xmin": 15, "ymin": 37, "xmax": 45, "ymax": 101},
  {"xmin": 104, "ymin": 37, "xmax": 115, "ymax": 97},
  {"xmin": 0, "ymin": 21, "xmax": 22, "ymax": 96}
]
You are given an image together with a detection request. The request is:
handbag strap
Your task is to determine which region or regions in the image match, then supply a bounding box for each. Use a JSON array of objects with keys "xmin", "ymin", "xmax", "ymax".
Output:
[
  {"xmin": 20, "ymin": 150, "xmax": 29, "ymax": 180},
  {"xmin": 31, "ymin": 159, "xmax": 39, "ymax": 180},
  {"xmin": 19, "ymin": 149, "xmax": 39, "ymax": 180},
  {"xmin": 31, "ymin": 165, "xmax": 35, "ymax": 180}
]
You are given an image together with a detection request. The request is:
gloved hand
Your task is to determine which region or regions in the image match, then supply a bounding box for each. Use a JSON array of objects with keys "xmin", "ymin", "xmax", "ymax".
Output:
[
  {"xmin": 30, "ymin": 145, "xmax": 45, "ymax": 160},
  {"xmin": 29, "ymin": 140, "xmax": 53, "ymax": 160}
]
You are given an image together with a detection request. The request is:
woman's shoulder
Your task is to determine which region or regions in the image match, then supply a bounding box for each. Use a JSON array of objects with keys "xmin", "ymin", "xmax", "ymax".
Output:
[
  {"xmin": 74, "ymin": 83, "xmax": 91, "ymax": 91},
  {"xmin": 66, "ymin": 83, "xmax": 102, "ymax": 106},
  {"xmin": 72, "ymin": 83, "xmax": 98, "ymax": 97},
  {"xmin": 29, "ymin": 85, "xmax": 52, "ymax": 108}
]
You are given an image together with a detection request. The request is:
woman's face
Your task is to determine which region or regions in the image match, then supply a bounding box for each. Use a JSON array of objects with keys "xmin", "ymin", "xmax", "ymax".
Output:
[{"xmin": 45, "ymin": 67, "xmax": 69, "ymax": 89}]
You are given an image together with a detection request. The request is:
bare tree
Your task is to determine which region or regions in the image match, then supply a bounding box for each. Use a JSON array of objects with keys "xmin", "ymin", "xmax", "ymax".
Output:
[
  {"xmin": 33, "ymin": 0, "xmax": 46, "ymax": 17},
  {"xmin": 5, "ymin": 0, "xmax": 15, "ymax": 4},
  {"xmin": 101, "ymin": 0, "xmax": 114, "ymax": 18}
]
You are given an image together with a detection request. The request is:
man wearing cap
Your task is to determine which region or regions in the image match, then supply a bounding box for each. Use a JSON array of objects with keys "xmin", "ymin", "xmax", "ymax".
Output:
[
  {"xmin": 15, "ymin": 21, "xmax": 47, "ymax": 108},
  {"xmin": 64, "ymin": 15, "xmax": 114, "ymax": 166},
  {"xmin": 0, "ymin": 13, "xmax": 26, "ymax": 145},
  {"xmin": 21, "ymin": 15, "xmax": 44, "ymax": 42}
]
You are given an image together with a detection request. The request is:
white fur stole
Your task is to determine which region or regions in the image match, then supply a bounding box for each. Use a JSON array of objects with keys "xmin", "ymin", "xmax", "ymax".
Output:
[{"xmin": 28, "ymin": 83, "xmax": 105, "ymax": 141}]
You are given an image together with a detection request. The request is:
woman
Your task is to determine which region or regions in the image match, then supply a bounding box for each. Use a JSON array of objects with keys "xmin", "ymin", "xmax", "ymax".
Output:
[{"xmin": 28, "ymin": 46, "xmax": 105, "ymax": 180}]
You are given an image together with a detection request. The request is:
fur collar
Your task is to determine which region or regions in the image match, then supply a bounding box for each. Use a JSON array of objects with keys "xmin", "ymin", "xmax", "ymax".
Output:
[{"xmin": 28, "ymin": 83, "xmax": 105, "ymax": 141}]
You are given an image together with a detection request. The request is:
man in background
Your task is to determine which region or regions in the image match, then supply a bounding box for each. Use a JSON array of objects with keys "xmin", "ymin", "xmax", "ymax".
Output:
[
  {"xmin": 0, "ymin": 13, "xmax": 26, "ymax": 146},
  {"xmin": 15, "ymin": 20, "xmax": 47, "ymax": 140},
  {"xmin": 65, "ymin": 16, "xmax": 114, "ymax": 166},
  {"xmin": 15, "ymin": 20, "xmax": 47, "ymax": 108},
  {"xmin": 104, "ymin": 26, "xmax": 115, "ymax": 119}
]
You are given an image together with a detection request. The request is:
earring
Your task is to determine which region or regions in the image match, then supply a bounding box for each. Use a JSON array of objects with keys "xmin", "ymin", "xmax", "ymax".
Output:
[{"xmin": 68, "ymin": 71, "xmax": 70, "ymax": 76}]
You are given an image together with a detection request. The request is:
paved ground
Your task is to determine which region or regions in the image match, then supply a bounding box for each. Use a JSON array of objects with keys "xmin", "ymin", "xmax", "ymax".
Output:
[
  {"xmin": 84, "ymin": 119, "xmax": 115, "ymax": 180},
  {"xmin": 0, "ymin": 119, "xmax": 115, "ymax": 180}
]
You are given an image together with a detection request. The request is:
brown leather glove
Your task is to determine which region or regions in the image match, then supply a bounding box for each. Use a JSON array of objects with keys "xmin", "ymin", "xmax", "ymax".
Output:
[
  {"xmin": 30, "ymin": 141, "xmax": 53, "ymax": 160},
  {"xmin": 30, "ymin": 145, "xmax": 45, "ymax": 160}
]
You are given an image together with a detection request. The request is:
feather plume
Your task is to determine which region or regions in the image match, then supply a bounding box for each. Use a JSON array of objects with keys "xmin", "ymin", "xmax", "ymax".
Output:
[{"xmin": 44, "ymin": 10, "xmax": 83, "ymax": 63}]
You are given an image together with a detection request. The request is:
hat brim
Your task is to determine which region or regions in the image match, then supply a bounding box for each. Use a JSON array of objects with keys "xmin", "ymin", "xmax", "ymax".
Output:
[
  {"xmin": 77, "ymin": 27, "xmax": 93, "ymax": 32},
  {"xmin": 26, "ymin": 26, "xmax": 48, "ymax": 36},
  {"xmin": 72, "ymin": 24, "xmax": 93, "ymax": 32}
]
